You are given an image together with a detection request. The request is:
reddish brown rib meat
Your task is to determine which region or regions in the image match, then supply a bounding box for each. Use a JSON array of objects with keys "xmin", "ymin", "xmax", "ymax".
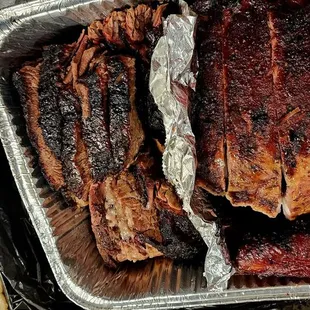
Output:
[
  {"xmin": 224, "ymin": 0, "xmax": 282, "ymax": 217},
  {"xmin": 269, "ymin": 3, "xmax": 310, "ymax": 220},
  {"xmin": 236, "ymin": 232, "xmax": 310, "ymax": 277},
  {"xmin": 193, "ymin": 17, "xmax": 226, "ymax": 195}
]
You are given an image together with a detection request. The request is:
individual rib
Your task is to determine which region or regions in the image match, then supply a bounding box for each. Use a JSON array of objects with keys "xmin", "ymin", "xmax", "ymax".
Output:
[
  {"xmin": 224, "ymin": 0, "xmax": 282, "ymax": 217},
  {"xmin": 269, "ymin": 2, "xmax": 310, "ymax": 220},
  {"xmin": 193, "ymin": 15, "xmax": 226, "ymax": 196}
]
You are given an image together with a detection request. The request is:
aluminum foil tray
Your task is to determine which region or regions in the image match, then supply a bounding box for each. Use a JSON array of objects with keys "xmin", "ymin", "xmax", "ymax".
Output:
[{"xmin": 1, "ymin": 0, "xmax": 310, "ymax": 308}]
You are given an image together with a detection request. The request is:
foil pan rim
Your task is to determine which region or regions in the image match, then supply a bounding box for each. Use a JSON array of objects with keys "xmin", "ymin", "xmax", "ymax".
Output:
[
  {"xmin": 0, "ymin": 0, "xmax": 309, "ymax": 308},
  {"xmin": 0, "ymin": 0, "xmax": 103, "ymax": 22}
]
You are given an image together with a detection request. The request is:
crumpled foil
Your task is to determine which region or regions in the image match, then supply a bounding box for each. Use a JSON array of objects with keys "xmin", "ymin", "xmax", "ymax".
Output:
[{"xmin": 150, "ymin": 0, "xmax": 233, "ymax": 291}]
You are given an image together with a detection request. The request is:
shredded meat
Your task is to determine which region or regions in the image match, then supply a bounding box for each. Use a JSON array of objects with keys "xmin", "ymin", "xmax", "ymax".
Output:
[{"xmin": 89, "ymin": 154, "xmax": 205, "ymax": 267}]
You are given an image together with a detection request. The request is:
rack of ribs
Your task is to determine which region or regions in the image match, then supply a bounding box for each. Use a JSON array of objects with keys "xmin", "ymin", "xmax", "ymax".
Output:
[
  {"xmin": 192, "ymin": 0, "xmax": 310, "ymax": 221},
  {"xmin": 236, "ymin": 229, "xmax": 310, "ymax": 278},
  {"xmin": 89, "ymin": 154, "xmax": 205, "ymax": 267},
  {"xmin": 224, "ymin": 0, "xmax": 282, "ymax": 218},
  {"xmin": 193, "ymin": 14, "xmax": 226, "ymax": 196},
  {"xmin": 192, "ymin": 0, "xmax": 283, "ymax": 217},
  {"xmin": 269, "ymin": 1, "xmax": 310, "ymax": 220}
]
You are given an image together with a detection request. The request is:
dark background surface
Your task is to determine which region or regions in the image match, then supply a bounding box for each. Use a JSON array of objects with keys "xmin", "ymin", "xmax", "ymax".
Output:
[{"xmin": 1, "ymin": 0, "xmax": 310, "ymax": 309}]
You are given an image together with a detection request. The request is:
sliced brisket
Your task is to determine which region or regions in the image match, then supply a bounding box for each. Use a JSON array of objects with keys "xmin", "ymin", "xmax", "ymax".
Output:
[
  {"xmin": 59, "ymin": 90, "xmax": 91, "ymax": 206},
  {"xmin": 14, "ymin": 41, "xmax": 92, "ymax": 207},
  {"xmin": 39, "ymin": 45, "xmax": 68, "ymax": 159},
  {"xmin": 13, "ymin": 64, "xmax": 65, "ymax": 191},
  {"xmin": 88, "ymin": 3, "xmax": 168, "ymax": 142},
  {"xmin": 78, "ymin": 55, "xmax": 144, "ymax": 182},
  {"xmin": 107, "ymin": 56, "xmax": 144, "ymax": 172},
  {"xmin": 77, "ymin": 58, "xmax": 112, "ymax": 182}
]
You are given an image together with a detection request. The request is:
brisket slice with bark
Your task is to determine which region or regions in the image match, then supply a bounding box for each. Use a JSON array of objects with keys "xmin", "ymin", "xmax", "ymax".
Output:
[
  {"xmin": 89, "ymin": 154, "xmax": 205, "ymax": 267},
  {"xmin": 77, "ymin": 55, "xmax": 144, "ymax": 182},
  {"xmin": 13, "ymin": 41, "xmax": 92, "ymax": 206},
  {"xmin": 59, "ymin": 89, "xmax": 91, "ymax": 206},
  {"xmin": 13, "ymin": 63, "xmax": 65, "ymax": 191},
  {"xmin": 193, "ymin": 15, "xmax": 226, "ymax": 196}
]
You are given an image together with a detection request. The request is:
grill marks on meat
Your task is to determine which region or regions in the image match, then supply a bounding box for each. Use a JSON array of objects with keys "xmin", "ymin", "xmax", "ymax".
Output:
[
  {"xmin": 269, "ymin": 3, "xmax": 310, "ymax": 220},
  {"xmin": 78, "ymin": 55, "xmax": 144, "ymax": 182},
  {"xmin": 224, "ymin": 1, "xmax": 282, "ymax": 217},
  {"xmin": 89, "ymin": 155, "xmax": 204, "ymax": 267},
  {"xmin": 13, "ymin": 64, "xmax": 65, "ymax": 190},
  {"xmin": 193, "ymin": 18, "xmax": 226, "ymax": 196}
]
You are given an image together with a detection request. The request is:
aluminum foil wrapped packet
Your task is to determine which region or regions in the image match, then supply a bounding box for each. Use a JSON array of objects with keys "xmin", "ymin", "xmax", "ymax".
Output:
[{"xmin": 150, "ymin": 0, "xmax": 233, "ymax": 290}]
